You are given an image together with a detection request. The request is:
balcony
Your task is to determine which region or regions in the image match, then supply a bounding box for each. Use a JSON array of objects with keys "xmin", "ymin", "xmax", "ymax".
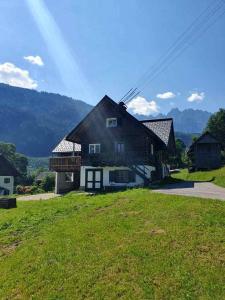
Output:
[
  {"xmin": 49, "ymin": 156, "xmax": 81, "ymax": 172},
  {"xmin": 83, "ymin": 151, "xmax": 156, "ymax": 167}
]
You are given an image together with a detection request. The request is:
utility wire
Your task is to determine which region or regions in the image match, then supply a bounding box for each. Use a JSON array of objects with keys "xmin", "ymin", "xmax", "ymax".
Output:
[{"xmin": 119, "ymin": 0, "xmax": 225, "ymax": 104}]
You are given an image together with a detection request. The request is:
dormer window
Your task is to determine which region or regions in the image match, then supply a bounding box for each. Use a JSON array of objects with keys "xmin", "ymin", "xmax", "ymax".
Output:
[{"xmin": 106, "ymin": 118, "xmax": 117, "ymax": 128}]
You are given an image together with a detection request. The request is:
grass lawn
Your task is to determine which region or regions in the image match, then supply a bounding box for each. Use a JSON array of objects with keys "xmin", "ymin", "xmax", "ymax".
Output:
[
  {"xmin": 171, "ymin": 166, "xmax": 225, "ymax": 188},
  {"xmin": 0, "ymin": 189, "xmax": 225, "ymax": 299}
]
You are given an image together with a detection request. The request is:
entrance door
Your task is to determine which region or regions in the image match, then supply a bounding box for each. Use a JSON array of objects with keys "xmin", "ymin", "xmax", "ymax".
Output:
[{"xmin": 85, "ymin": 169, "xmax": 103, "ymax": 191}]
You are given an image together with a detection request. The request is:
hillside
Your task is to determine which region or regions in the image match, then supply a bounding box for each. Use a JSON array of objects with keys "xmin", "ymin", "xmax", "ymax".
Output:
[
  {"xmin": 0, "ymin": 189, "xmax": 224, "ymax": 299},
  {"xmin": 0, "ymin": 84, "xmax": 92, "ymax": 156},
  {"xmin": 0, "ymin": 84, "xmax": 212, "ymax": 156},
  {"xmin": 172, "ymin": 167, "xmax": 225, "ymax": 188},
  {"xmin": 136, "ymin": 108, "xmax": 212, "ymax": 134}
]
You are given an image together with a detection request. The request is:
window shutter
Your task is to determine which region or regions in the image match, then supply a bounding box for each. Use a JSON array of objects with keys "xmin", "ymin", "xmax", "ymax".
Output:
[
  {"xmin": 109, "ymin": 171, "xmax": 115, "ymax": 182},
  {"xmin": 129, "ymin": 171, "xmax": 135, "ymax": 182},
  {"xmin": 117, "ymin": 117, "xmax": 122, "ymax": 126}
]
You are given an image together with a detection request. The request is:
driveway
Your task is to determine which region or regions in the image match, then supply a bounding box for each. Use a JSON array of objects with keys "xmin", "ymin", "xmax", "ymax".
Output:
[
  {"xmin": 154, "ymin": 181, "xmax": 225, "ymax": 201},
  {"xmin": 18, "ymin": 193, "xmax": 60, "ymax": 201}
]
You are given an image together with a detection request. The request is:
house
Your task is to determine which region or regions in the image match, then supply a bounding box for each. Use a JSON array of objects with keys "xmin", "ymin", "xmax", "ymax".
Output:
[
  {"xmin": 50, "ymin": 95, "xmax": 176, "ymax": 193},
  {"xmin": 0, "ymin": 154, "xmax": 19, "ymax": 195},
  {"xmin": 187, "ymin": 131, "xmax": 222, "ymax": 171}
]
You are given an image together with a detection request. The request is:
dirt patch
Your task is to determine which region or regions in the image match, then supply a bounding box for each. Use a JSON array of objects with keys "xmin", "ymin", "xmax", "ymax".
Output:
[{"xmin": 149, "ymin": 228, "xmax": 166, "ymax": 235}]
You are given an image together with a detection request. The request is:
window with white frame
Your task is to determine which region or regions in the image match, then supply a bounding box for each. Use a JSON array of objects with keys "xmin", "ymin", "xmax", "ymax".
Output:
[
  {"xmin": 106, "ymin": 118, "xmax": 117, "ymax": 128},
  {"xmin": 89, "ymin": 144, "xmax": 101, "ymax": 154}
]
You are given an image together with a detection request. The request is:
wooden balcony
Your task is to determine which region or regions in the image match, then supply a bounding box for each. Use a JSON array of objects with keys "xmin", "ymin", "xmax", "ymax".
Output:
[
  {"xmin": 49, "ymin": 156, "xmax": 81, "ymax": 172},
  {"xmin": 82, "ymin": 151, "xmax": 156, "ymax": 167}
]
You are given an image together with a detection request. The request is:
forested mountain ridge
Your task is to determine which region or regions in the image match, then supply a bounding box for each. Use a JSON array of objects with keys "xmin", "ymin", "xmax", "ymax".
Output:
[
  {"xmin": 0, "ymin": 84, "xmax": 92, "ymax": 156},
  {"xmin": 0, "ymin": 84, "xmax": 212, "ymax": 156}
]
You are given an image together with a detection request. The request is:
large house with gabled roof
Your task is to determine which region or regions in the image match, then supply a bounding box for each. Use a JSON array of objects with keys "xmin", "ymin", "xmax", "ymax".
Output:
[{"xmin": 50, "ymin": 95, "xmax": 176, "ymax": 193}]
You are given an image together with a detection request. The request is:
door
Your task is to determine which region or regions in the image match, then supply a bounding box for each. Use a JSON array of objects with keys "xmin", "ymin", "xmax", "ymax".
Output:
[{"xmin": 85, "ymin": 169, "xmax": 103, "ymax": 191}]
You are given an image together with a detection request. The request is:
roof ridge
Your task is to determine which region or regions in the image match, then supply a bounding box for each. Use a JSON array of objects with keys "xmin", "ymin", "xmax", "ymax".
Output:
[{"xmin": 141, "ymin": 118, "xmax": 173, "ymax": 123}]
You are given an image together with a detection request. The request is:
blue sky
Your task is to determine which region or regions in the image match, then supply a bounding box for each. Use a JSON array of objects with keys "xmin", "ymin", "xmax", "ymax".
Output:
[{"xmin": 0, "ymin": 0, "xmax": 225, "ymax": 115}]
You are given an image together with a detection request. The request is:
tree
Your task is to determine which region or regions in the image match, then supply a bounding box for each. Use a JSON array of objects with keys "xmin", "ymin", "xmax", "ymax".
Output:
[
  {"xmin": 206, "ymin": 109, "xmax": 225, "ymax": 148},
  {"xmin": 40, "ymin": 175, "xmax": 55, "ymax": 192},
  {"xmin": 0, "ymin": 141, "xmax": 28, "ymax": 176}
]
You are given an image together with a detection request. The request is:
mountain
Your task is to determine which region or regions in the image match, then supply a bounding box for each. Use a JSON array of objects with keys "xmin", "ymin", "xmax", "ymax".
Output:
[
  {"xmin": 0, "ymin": 84, "xmax": 92, "ymax": 156},
  {"xmin": 0, "ymin": 83, "xmax": 213, "ymax": 156},
  {"xmin": 135, "ymin": 108, "xmax": 212, "ymax": 134}
]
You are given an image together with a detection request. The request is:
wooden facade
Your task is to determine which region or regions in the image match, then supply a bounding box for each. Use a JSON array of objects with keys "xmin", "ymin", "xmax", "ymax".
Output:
[
  {"xmin": 49, "ymin": 156, "xmax": 81, "ymax": 172},
  {"xmin": 188, "ymin": 132, "xmax": 221, "ymax": 170},
  {"xmin": 51, "ymin": 95, "xmax": 176, "ymax": 192}
]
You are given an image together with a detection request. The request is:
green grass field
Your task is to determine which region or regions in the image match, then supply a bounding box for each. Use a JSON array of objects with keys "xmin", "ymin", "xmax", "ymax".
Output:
[
  {"xmin": 0, "ymin": 189, "xmax": 225, "ymax": 299},
  {"xmin": 172, "ymin": 166, "xmax": 225, "ymax": 188}
]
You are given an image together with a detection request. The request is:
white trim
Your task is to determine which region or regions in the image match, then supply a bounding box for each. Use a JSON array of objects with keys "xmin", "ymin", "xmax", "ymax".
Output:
[
  {"xmin": 89, "ymin": 144, "xmax": 101, "ymax": 154},
  {"xmin": 106, "ymin": 118, "xmax": 117, "ymax": 128}
]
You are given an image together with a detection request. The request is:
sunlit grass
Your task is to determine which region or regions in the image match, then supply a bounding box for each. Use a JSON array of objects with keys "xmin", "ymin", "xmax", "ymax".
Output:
[
  {"xmin": 172, "ymin": 166, "xmax": 225, "ymax": 188},
  {"xmin": 0, "ymin": 189, "xmax": 225, "ymax": 299}
]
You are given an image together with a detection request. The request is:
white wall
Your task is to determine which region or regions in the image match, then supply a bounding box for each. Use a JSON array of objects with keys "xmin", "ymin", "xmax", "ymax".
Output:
[
  {"xmin": 80, "ymin": 165, "xmax": 155, "ymax": 189},
  {"xmin": 0, "ymin": 176, "xmax": 14, "ymax": 194}
]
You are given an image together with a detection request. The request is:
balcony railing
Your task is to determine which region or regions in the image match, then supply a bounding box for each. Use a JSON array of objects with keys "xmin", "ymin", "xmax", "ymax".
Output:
[
  {"xmin": 83, "ymin": 151, "xmax": 156, "ymax": 166},
  {"xmin": 49, "ymin": 156, "xmax": 81, "ymax": 172}
]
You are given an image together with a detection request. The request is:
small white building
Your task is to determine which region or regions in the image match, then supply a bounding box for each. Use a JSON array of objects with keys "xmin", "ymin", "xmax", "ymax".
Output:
[{"xmin": 0, "ymin": 154, "xmax": 19, "ymax": 195}]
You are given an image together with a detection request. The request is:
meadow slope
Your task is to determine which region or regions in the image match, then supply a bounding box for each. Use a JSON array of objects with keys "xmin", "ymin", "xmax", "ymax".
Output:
[
  {"xmin": 0, "ymin": 189, "xmax": 225, "ymax": 299},
  {"xmin": 172, "ymin": 166, "xmax": 225, "ymax": 188}
]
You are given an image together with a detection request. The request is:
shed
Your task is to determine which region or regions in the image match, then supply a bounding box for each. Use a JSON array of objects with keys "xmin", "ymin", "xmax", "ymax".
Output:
[{"xmin": 187, "ymin": 132, "xmax": 222, "ymax": 170}]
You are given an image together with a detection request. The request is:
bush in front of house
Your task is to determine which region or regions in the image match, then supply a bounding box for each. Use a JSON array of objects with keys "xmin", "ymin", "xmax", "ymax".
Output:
[
  {"xmin": 16, "ymin": 185, "xmax": 44, "ymax": 195},
  {"xmin": 40, "ymin": 174, "xmax": 55, "ymax": 192}
]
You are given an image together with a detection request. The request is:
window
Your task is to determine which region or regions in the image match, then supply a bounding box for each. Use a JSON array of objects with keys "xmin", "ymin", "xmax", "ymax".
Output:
[
  {"xmin": 89, "ymin": 144, "xmax": 101, "ymax": 154},
  {"xmin": 115, "ymin": 142, "xmax": 125, "ymax": 153},
  {"xmin": 109, "ymin": 170, "xmax": 135, "ymax": 183},
  {"xmin": 106, "ymin": 118, "xmax": 117, "ymax": 128},
  {"xmin": 151, "ymin": 144, "xmax": 154, "ymax": 155},
  {"xmin": 4, "ymin": 178, "xmax": 10, "ymax": 184},
  {"xmin": 65, "ymin": 172, "xmax": 73, "ymax": 182}
]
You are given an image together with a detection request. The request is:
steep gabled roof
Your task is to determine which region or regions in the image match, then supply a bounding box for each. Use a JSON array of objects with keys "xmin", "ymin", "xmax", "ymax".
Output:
[
  {"xmin": 66, "ymin": 95, "xmax": 165, "ymax": 148},
  {"xmin": 141, "ymin": 118, "xmax": 175, "ymax": 149},
  {"xmin": 0, "ymin": 154, "xmax": 20, "ymax": 176},
  {"xmin": 52, "ymin": 138, "xmax": 81, "ymax": 153},
  {"xmin": 188, "ymin": 131, "xmax": 221, "ymax": 153}
]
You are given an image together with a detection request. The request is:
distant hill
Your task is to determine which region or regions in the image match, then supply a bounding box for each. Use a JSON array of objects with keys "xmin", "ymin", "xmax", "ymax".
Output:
[
  {"xmin": 0, "ymin": 83, "xmax": 212, "ymax": 156},
  {"xmin": 135, "ymin": 108, "xmax": 212, "ymax": 134},
  {"xmin": 0, "ymin": 84, "xmax": 92, "ymax": 156}
]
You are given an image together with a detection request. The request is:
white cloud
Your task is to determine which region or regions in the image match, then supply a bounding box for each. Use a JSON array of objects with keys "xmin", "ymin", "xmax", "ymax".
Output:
[
  {"xmin": 127, "ymin": 96, "xmax": 159, "ymax": 116},
  {"xmin": 0, "ymin": 62, "xmax": 38, "ymax": 89},
  {"xmin": 156, "ymin": 91, "xmax": 176, "ymax": 99},
  {"xmin": 187, "ymin": 92, "xmax": 205, "ymax": 102},
  {"xmin": 24, "ymin": 55, "xmax": 44, "ymax": 66}
]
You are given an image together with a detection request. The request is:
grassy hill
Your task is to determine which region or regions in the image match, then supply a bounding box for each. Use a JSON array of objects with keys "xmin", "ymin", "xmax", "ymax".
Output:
[
  {"xmin": 172, "ymin": 166, "xmax": 225, "ymax": 188},
  {"xmin": 0, "ymin": 189, "xmax": 224, "ymax": 299}
]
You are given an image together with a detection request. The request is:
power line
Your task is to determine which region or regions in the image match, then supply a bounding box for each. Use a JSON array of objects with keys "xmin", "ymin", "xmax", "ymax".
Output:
[{"xmin": 119, "ymin": 0, "xmax": 225, "ymax": 104}]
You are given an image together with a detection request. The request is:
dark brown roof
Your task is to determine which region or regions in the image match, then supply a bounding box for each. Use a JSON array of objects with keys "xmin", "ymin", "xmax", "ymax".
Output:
[
  {"xmin": 141, "ymin": 118, "xmax": 174, "ymax": 147},
  {"xmin": 0, "ymin": 154, "xmax": 20, "ymax": 176},
  {"xmin": 66, "ymin": 95, "xmax": 166, "ymax": 148},
  {"xmin": 188, "ymin": 131, "xmax": 221, "ymax": 153}
]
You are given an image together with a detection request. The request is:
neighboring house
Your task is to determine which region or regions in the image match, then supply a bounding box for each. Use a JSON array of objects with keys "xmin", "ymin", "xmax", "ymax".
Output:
[
  {"xmin": 0, "ymin": 154, "xmax": 19, "ymax": 195},
  {"xmin": 187, "ymin": 132, "xmax": 222, "ymax": 171},
  {"xmin": 50, "ymin": 139, "xmax": 81, "ymax": 193},
  {"xmin": 50, "ymin": 95, "xmax": 176, "ymax": 193}
]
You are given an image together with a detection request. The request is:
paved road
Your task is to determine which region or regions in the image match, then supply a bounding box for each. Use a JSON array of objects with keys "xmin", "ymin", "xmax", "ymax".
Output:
[
  {"xmin": 154, "ymin": 181, "xmax": 225, "ymax": 201},
  {"xmin": 18, "ymin": 193, "xmax": 60, "ymax": 201}
]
